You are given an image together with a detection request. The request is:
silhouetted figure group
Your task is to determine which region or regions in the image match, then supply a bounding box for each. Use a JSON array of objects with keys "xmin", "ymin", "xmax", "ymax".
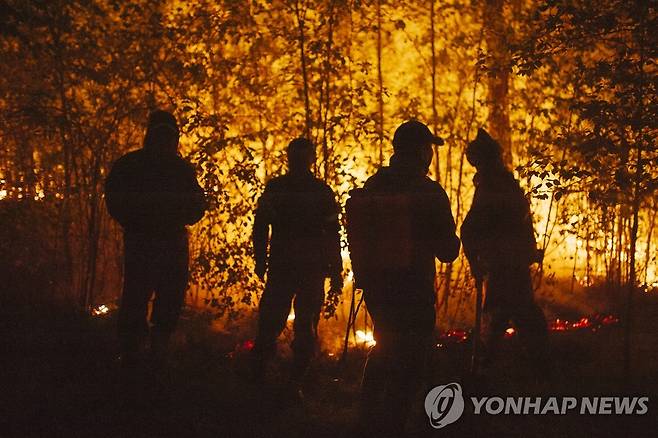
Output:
[{"xmin": 105, "ymin": 111, "xmax": 549, "ymax": 436}]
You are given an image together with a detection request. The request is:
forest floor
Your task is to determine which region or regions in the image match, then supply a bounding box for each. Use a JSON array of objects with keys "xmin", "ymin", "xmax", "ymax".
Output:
[{"xmin": 2, "ymin": 291, "xmax": 657, "ymax": 438}]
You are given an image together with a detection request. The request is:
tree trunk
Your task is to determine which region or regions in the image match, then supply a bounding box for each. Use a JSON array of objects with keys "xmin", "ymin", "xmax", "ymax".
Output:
[
  {"xmin": 295, "ymin": 1, "xmax": 312, "ymax": 140},
  {"xmin": 643, "ymin": 206, "xmax": 656, "ymax": 284},
  {"xmin": 483, "ymin": 0, "xmax": 512, "ymax": 167},
  {"xmin": 320, "ymin": 0, "xmax": 337, "ymax": 182},
  {"xmin": 430, "ymin": 0, "xmax": 440, "ymax": 181},
  {"xmin": 376, "ymin": 0, "xmax": 384, "ymax": 165},
  {"xmin": 624, "ymin": 1, "xmax": 648, "ymax": 382}
]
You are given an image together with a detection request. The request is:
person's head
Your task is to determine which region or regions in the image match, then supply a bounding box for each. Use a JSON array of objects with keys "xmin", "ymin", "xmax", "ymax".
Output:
[
  {"xmin": 391, "ymin": 120, "xmax": 444, "ymax": 174},
  {"xmin": 287, "ymin": 137, "xmax": 316, "ymax": 173},
  {"xmin": 466, "ymin": 128, "xmax": 504, "ymax": 170},
  {"xmin": 143, "ymin": 110, "xmax": 179, "ymax": 156}
]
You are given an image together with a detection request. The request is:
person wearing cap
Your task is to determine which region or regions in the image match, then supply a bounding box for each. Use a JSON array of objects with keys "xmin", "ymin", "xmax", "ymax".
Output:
[
  {"xmin": 461, "ymin": 128, "xmax": 548, "ymax": 373},
  {"xmin": 251, "ymin": 137, "xmax": 343, "ymax": 393},
  {"xmin": 348, "ymin": 120, "xmax": 459, "ymax": 435},
  {"xmin": 105, "ymin": 110, "xmax": 207, "ymax": 370}
]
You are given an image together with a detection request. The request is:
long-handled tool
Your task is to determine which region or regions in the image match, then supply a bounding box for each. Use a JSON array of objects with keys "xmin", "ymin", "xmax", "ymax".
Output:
[
  {"xmin": 470, "ymin": 277, "xmax": 484, "ymax": 376},
  {"xmin": 340, "ymin": 281, "xmax": 357, "ymax": 368}
]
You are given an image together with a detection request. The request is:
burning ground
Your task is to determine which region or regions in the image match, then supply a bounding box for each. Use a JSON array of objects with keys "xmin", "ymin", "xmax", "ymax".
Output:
[{"xmin": 2, "ymin": 289, "xmax": 657, "ymax": 438}]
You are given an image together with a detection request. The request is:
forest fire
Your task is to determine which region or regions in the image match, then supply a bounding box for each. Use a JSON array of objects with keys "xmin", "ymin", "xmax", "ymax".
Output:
[
  {"xmin": 2, "ymin": 1, "xmax": 656, "ymax": 436},
  {"xmin": 355, "ymin": 330, "xmax": 377, "ymax": 348},
  {"xmin": 0, "ymin": 0, "xmax": 653, "ymax": 335}
]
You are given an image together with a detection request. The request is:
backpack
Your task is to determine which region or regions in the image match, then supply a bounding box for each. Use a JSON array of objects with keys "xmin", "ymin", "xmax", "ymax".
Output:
[{"xmin": 346, "ymin": 187, "xmax": 421, "ymax": 289}]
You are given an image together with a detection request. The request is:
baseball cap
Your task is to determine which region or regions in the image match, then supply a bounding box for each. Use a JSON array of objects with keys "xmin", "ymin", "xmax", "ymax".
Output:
[{"xmin": 392, "ymin": 120, "xmax": 444, "ymax": 151}]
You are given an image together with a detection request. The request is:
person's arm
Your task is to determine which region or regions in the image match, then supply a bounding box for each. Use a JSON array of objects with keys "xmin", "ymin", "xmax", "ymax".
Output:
[
  {"xmin": 517, "ymin": 186, "xmax": 542, "ymax": 264},
  {"xmin": 104, "ymin": 157, "xmax": 131, "ymax": 227},
  {"xmin": 461, "ymin": 208, "xmax": 483, "ymax": 280},
  {"xmin": 431, "ymin": 185, "xmax": 460, "ymax": 263},
  {"xmin": 182, "ymin": 163, "xmax": 207, "ymax": 225},
  {"xmin": 461, "ymin": 186, "xmax": 492, "ymax": 280},
  {"xmin": 323, "ymin": 188, "xmax": 343, "ymax": 288},
  {"xmin": 252, "ymin": 184, "xmax": 272, "ymax": 280}
]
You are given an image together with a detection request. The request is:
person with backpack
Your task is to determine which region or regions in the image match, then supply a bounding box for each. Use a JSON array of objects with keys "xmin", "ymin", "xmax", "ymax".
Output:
[
  {"xmin": 461, "ymin": 128, "xmax": 549, "ymax": 373},
  {"xmin": 252, "ymin": 137, "xmax": 343, "ymax": 395},
  {"xmin": 346, "ymin": 120, "xmax": 460, "ymax": 436},
  {"xmin": 105, "ymin": 110, "xmax": 207, "ymax": 371}
]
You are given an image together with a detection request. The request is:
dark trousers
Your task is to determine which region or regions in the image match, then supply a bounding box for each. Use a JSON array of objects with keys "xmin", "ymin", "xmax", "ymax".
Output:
[
  {"xmin": 484, "ymin": 266, "xmax": 549, "ymax": 366},
  {"xmin": 361, "ymin": 287, "xmax": 436, "ymax": 436},
  {"xmin": 118, "ymin": 231, "xmax": 189, "ymax": 355},
  {"xmin": 254, "ymin": 268, "xmax": 325, "ymax": 379}
]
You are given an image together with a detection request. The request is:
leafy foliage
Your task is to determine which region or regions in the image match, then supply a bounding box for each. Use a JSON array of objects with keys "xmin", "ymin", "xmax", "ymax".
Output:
[{"xmin": 1, "ymin": 0, "xmax": 655, "ymax": 322}]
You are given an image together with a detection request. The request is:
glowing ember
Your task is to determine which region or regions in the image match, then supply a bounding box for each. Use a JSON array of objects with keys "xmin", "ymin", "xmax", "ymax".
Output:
[
  {"xmin": 239, "ymin": 339, "xmax": 255, "ymax": 352},
  {"xmin": 548, "ymin": 314, "xmax": 619, "ymax": 332},
  {"xmin": 641, "ymin": 282, "xmax": 658, "ymax": 294},
  {"xmin": 550, "ymin": 318, "xmax": 569, "ymax": 331},
  {"xmin": 226, "ymin": 339, "xmax": 257, "ymax": 359},
  {"xmin": 599, "ymin": 314, "xmax": 620, "ymax": 326},
  {"xmin": 435, "ymin": 313, "xmax": 619, "ymax": 349},
  {"xmin": 571, "ymin": 317, "xmax": 590, "ymax": 329},
  {"xmin": 355, "ymin": 330, "xmax": 376, "ymax": 347},
  {"xmin": 91, "ymin": 304, "xmax": 110, "ymax": 316},
  {"xmin": 576, "ymin": 275, "xmax": 595, "ymax": 287},
  {"xmin": 436, "ymin": 329, "xmax": 469, "ymax": 348}
]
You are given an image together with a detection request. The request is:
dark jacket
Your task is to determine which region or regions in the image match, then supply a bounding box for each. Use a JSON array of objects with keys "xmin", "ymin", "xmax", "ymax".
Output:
[
  {"xmin": 347, "ymin": 165, "xmax": 459, "ymax": 301},
  {"xmin": 105, "ymin": 149, "xmax": 206, "ymax": 235},
  {"xmin": 461, "ymin": 168, "xmax": 537, "ymax": 275},
  {"xmin": 252, "ymin": 171, "xmax": 342, "ymax": 277}
]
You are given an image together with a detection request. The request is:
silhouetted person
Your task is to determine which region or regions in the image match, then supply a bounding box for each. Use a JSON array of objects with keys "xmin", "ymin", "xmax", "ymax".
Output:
[
  {"xmin": 461, "ymin": 128, "xmax": 548, "ymax": 373},
  {"xmin": 105, "ymin": 110, "xmax": 206, "ymax": 370},
  {"xmin": 347, "ymin": 120, "xmax": 460, "ymax": 436},
  {"xmin": 252, "ymin": 137, "xmax": 342, "ymax": 392}
]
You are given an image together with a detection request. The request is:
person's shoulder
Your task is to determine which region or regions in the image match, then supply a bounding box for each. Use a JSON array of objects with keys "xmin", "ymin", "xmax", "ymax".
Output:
[
  {"xmin": 421, "ymin": 176, "xmax": 445, "ymax": 192},
  {"xmin": 419, "ymin": 177, "xmax": 451, "ymax": 204},
  {"xmin": 479, "ymin": 169, "xmax": 517, "ymax": 190},
  {"xmin": 310, "ymin": 176, "xmax": 336, "ymax": 194},
  {"xmin": 500, "ymin": 169, "xmax": 518, "ymax": 183},
  {"xmin": 266, "ymin": 174, "xmax": 287, "ymax": 186},
  {"xmin": 364, "ymin": 172, "xmax": 381, "ymax": 186},
  {"xmin": 262, "ymin": 174, "xmax": 287, "ymax": 193},
  {"xmin": 171, "ymin": 155, "xmax": 197, "ymax": 175},
  {"xmin": 110, "ymin": 149, "xmax": 144, "ymax": 172},
  {"xmin": 363, "ymin": 167, "xmax": 389, "ymax": 189},
  {"xmin": 115, "ymin": 149, "xmax": 143, "ymax": 163},
  {"xmin": 500, "ymin": 170, "xmax": 523, "ymax": 192},
  {"xmin": 483, "ymin": 171, "xmax": 526, "ymax": 203},
  {"xmin": 150, "ymin": 154, "xmax": 197, "ymax": 179}
]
